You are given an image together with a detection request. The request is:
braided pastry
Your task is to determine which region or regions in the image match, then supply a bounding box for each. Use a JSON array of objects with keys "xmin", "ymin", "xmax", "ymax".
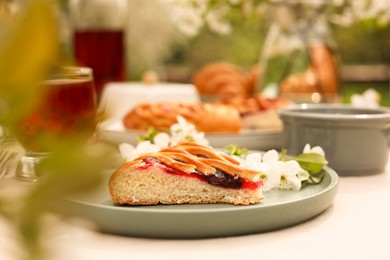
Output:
[
  {"xmin": 109, "ymin": 142, "xmax": 263, "ymax": 205},
  {"xmin": 123, "ymin": 102, "xmax": 241, "ymax": 133}
]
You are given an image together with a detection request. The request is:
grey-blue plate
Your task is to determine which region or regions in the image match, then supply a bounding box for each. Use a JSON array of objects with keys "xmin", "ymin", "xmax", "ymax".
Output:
[
  {"xmin": 98, "ymin": 120, "xmax": 283, "ymax": 151},
  {"xmin": 61, "ymin": 166, "xmax": 338, "ymax": 239}
]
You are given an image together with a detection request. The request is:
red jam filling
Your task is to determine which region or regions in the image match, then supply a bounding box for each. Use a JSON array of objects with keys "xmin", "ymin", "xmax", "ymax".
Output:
[{"xmin": 139, "ymin": 158, "xmax": 262, "ymax": 190}]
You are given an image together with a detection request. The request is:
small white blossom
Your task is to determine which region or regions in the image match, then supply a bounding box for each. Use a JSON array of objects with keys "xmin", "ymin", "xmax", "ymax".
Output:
[
  {"xmin": 119, "ymin": 116, "xmax": 209, "ymax": 161},
  {"xmin": 164, "ymin": 0, "xmax": 390, "ymax": 39},
  {"xmin": 170, "ymin": 116, "xmax": 209, "ymax": 146},
  {"xmin": 204, "ymin": 6, "xmax": 232, "ymax": 35},
  {"xmin": 118, "ymin": 143, "xmax": 136, "ymax": 161},
  {"xmin": 262, "ymin": 149, "xmax": 279, "ymax": 163},
  {"xmin": 118, "ymin": 115, "xmax": 319, "ymax": 192},
  {"xmin": 119, "ymin": 141, "xmax": 160, "ymax": 162},
  {"xmin": 303, "ymin": 144, "xmax": 325, "ymax": 157},
  {"xmin": 351, "ymin": 88, "xmax": 380, "ymax": 109},
  {"xmin": 136, "ymin": 141, "xmax": 160, "ymax": 154},
  {"xmin": 277, "ymin": 160, "xmax": 309, "ymax": 190},
  {"xmin": 238, "ymin": 149, "xmax": 309, "ymax": 191},
  {"xmin": 153, "ymin": 132, "xmax": 171, "ymax": 149},
  {"xmin": 257, "ymin": 162, "xmax": 282, "ymax": 191},
  {"xmin": 240, "ymin": 152, "xmax": 262, "ymax": 171}
]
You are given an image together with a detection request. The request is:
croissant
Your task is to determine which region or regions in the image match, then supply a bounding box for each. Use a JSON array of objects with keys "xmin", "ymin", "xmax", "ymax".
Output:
[{"xmin": 191, "ymin": 62, "xmax": 257, "ymax": 101}]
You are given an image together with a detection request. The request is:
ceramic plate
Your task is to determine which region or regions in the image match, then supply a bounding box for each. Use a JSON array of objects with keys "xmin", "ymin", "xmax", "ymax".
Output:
[
  {"xmin": 61, "ymin": 166, "xmax": 338, "ymax": 239},
  {"xmin": 97, "ymin": 120, "xmax": 283, "ymax": 151}
]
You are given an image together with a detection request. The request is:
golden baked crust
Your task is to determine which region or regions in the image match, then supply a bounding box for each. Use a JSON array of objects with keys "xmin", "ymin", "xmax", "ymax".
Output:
[
  {"xmin": 122, "ymin": 102, "xmax": 241, "ymax": 133},
  {"xmin": 222, "ymin": 94, "xmax": 289, "ymax": 115},
  {"xmin": 109, "ymin": 142, "xmax": 263, "ymax": 205},
  {"xmin": 191, "ymin": 62, "xmax": 256, "ymax": 101},
  {"xmin": 220, "ymin": 94, "xmax": 288, "ymax": 131},
  {"xmin": 137, "ymin": 142, "xmax": 259, "ymax": 180}
]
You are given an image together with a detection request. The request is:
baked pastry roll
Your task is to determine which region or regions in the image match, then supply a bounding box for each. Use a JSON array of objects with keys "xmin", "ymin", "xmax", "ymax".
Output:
[
  {"xmin": 109, "ymin": 142, "xmax": 263, "ymax": 205},
  {"xmin": 221, "ymin": 94, "xmax": 289, "ymax": 130},
  {"xmin": 191, "ymin": 62, "xmax": 257, "ymax": 101},
  {"xmin": 123, "ymin": 102, "xmax": 241, "ymax": 133}
]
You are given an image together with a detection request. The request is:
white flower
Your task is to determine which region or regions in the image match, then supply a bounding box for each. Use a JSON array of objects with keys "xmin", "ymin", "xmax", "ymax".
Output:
[
  {"xmin": 119, "ymin": 141, "xmax": 160, "ymax": 162},
  {"xmin": 164, "ymin": 0, "xmax": 206, "ymax": 37},
  {"xmin": 136, "ymin": 141, "xmax": 160, "ymax": 154},
  {"xmin": 204, "ymin": 5, "xmax": 232, "ymax": 35},
  {"xmin": 118, "ymin": 143, "xmax": 136, "ymax": 161},
  {"xmin": 237, "ymin": 149, "xmax": 293, "ymax": 191},
  {"xmin": 153, "ymin": 132, "xmax": 171, "ymax": 149},
  {"xmin": 303, "ymin": 144, "xmax": 325, "ymax": 157},
  {"xmin": 262, "ymin": 149, "xmax": 279, "ymax": 163},
  {"xmin": 257, "ymin": 162, "xmax": 282, "ymax": 191},
  {"xmin": 233, "ymin": 151, "xmax": 273, "ymax": 190},
  {"xmin": 240, "ymin": 152, "xmax": 262, "ymax": 171},
  {"xmin": 170, "ymin": 116, "xmax": 209, "ymax": 146},
  {"xmin": 238, "ymin": 148, "xmax": 310, "ymax": 191},
  {"xmin": 119, "ymin": 116, "xmax": 209, "ymax": 161},
  {"xmin": 277, "ymin": 160, "xmax": 307, "ymax": 191},
  {"xmin": 330, "ymin": 0, "xmax": 390, "ymax": 26},
  {"xmin": 351, "ymin": 88, "xmax": 380, "ymax": 109}
]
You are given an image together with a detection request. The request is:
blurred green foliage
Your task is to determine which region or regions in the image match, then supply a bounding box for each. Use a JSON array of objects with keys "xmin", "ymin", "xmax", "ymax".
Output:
[
  {"xmin": 165, "ymin": 15, "xmax": 390, "ymax": 69},
  {"xmin": 342, "ymin": 82, "xmax": 390, "ymax": 107},
  {"xmin": 165, "ymin": 13, "xmax": 266, "ymax": 71},
  {"xmin": 163, "ymin": 11, "xmax": 390, "ymax": 105},
  {"xmin": 0, "ymin": 1, "xmax": 114, "ymax": 260},
  {"xmin": 0, "ymin": 0, "xmax": 59, "ymax": 126},
  {"xmin": 333, "ymin": 21, "xmax": 390, "ymax": 65}
]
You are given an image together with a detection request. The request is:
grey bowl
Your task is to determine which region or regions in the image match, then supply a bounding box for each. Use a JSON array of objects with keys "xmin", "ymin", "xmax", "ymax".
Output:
[{"xmin": 278, "ymin": 104, "xmax": 390, "ymax": 176}]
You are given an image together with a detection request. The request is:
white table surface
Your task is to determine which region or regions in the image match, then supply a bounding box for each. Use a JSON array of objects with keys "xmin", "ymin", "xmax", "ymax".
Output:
[{"xmin": 1, "ymin": 149, "xmax": 390, "ymax": 260}]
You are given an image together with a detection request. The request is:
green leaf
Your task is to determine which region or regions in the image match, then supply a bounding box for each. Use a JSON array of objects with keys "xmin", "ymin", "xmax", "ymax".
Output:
[
  {"xmin": 137, "ymin": 127, "xmax": 158, "ymax": 143},
  {"xmin": 224, "ymin": 144, "xmax": 248, "ymax": 157},
  {"xmin": 290, "ymin": 152, "xmax": 328, "ymax": 174},
  {"xmin": 302, "ymin": 170, "xmax": 327, "ymax": 187},
  {"xmin": 279, "ymin": 148, "xmax": 288, "ymax": 161}
]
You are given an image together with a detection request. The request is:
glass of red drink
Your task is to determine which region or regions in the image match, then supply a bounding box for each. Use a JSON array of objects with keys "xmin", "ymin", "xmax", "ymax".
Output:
[
  {"xmin": 69, "ymin": 0, "xmax": 128, "ymax": 102},
  {"xmin": 14, "ymin": 66, "xmax": 97, "ymax": 181}
]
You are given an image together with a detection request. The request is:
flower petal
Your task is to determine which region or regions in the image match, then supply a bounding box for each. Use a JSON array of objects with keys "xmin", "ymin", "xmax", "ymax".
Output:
[
  {"xmin": 262, "ymin": 149, "xmax": 279, "ymax": 163},
  {"xmin": 279, "ymin": 174, "xmax": 302, "ymax": 190},
  {"xmin": 303, "ymin": 143, "xmax": 311, "ymax": 153},
  {"xmin": 118, "ymin": 143, "xmax": 136, "ymax": 161},
  {"xmin": 310, "ymin": 146, "xmax": 325, "ymax": 157},
  {"xmin": 153, "ymin": 133, "xmax": 171, "ymax": 148}
]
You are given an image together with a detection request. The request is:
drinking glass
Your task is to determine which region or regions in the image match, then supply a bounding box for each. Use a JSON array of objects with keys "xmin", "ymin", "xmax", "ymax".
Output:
[
  {"xmin": 69, "ymin": 0, "xmax": 128, "ymax": 102},
  {"xmin": 13, "ymin": 66, "xmax": 97, "ymax": 181}
]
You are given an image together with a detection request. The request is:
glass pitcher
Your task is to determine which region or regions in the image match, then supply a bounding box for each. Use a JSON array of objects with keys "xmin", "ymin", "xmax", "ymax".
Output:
[
  {"xmin": 259, "ymin": 0, "xmax": 340, "ymax": 103},
  {"xmin": 69, "ymin": 0, "xmax": 128, "ymax": 102}
]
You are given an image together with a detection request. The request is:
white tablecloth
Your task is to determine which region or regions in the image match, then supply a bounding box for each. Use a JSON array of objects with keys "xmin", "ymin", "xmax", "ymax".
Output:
[{"xmin": 1, "ymin": 150, "xmax": 390, "ymax": 260}]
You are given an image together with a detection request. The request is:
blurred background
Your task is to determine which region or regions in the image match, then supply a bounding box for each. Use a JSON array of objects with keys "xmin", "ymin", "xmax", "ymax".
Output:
[
  {"xmin": 57, "ymin": 0, "xmax": 390, "ymax": 105},
  {"xmin": 1, "ymin": 1, "xmax": 389, "ymax": 259}
]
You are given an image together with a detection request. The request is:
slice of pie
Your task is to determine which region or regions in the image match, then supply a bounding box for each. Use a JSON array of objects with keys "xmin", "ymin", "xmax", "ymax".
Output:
[{"xmin": 109, "ymin": 142, "xmax": 263, "ymax": 205}]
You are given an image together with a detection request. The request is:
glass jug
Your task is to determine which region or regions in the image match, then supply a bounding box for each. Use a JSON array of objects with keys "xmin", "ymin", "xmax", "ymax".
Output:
[
  {"xmin": 259, "ymin": 0, "xmax": 340, "ymax": 103},
  {"xmin": 69, "ymin": 0, "xmax": 128, "ymax": 101}
]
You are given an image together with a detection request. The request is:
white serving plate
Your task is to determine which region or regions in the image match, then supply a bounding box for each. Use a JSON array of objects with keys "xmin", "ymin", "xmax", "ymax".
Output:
[{"xmin": 97, "ymin": 120, "xmax": 283, "ymax": 151}]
